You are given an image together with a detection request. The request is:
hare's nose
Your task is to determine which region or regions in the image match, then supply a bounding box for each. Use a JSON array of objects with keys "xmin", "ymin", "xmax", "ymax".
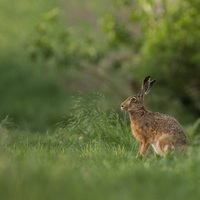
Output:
[{"xmin": 121, "ymin": 105, "xmax": 124, "ymax": 110}]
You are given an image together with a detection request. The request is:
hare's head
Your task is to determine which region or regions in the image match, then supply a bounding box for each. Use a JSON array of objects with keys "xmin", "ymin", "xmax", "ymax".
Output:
[{"xmin": 121, "ymin": 76, "xmax": 156, "ymax": 112}]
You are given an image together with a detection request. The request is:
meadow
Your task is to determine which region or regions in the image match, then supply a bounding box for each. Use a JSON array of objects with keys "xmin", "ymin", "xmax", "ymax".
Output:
[
  {"xmin": 0, "ymin": 95, "xmax": 200, "ymax": 200},
  {"xmin": 0, "ymin": 0, "xmax": 200, "ymax": 199}
]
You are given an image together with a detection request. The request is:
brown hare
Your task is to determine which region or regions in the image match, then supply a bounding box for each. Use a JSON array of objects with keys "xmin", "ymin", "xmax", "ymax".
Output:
[{"xmin": 121, "ymin": 76, "xmax": 188, "ymax": 157}]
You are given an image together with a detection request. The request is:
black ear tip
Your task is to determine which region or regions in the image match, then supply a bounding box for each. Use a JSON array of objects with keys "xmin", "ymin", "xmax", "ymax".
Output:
[
  {"xmin": 145, "ymin": 75, "xmax": 151, "ymax": 78},
  {"xmin": 144, "ymin": 76, "xmax": 156, "ymax": 82},
  {"xmin": 143, "ymin": 76, "xmax": 151, "ymax": 82}
]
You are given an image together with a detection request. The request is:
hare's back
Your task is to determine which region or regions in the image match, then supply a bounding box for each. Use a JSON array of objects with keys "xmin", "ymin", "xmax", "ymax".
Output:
[
  {"xmin": 153, "ymin": 112, "xmax": 186, "ymax": 136},
  {"xmin": 150, "ymin": 112, "xmax": 188, "ymax": 146}
]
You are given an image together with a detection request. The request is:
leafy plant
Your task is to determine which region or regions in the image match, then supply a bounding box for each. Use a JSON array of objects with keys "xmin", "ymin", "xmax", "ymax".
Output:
[{"xmin": 28, "ymin": 8, "xmax": 103, "ymax": 69}]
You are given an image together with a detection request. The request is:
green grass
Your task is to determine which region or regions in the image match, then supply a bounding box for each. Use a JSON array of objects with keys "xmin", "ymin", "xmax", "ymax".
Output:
[{"xmin": 0, "ymin": 95, "xmax": 200, "ymax": 200}]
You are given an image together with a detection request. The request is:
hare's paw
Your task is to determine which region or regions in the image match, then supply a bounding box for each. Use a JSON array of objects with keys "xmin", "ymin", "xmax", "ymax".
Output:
[{"xmin": 136, "ymin": 151, "xmax": 143, "ymax": 159}]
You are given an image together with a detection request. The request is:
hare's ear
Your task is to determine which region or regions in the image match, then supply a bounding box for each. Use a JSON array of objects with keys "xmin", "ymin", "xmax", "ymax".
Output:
[{"xmin": 141, "ymin": 76, "xmax": 156, "ymax": 97}]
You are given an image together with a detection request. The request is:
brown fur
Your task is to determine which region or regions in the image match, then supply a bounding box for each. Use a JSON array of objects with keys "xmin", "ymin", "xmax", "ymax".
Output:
[{"xmin": 121, "ymin": 76, "xmax": 188, "ymax": 157}]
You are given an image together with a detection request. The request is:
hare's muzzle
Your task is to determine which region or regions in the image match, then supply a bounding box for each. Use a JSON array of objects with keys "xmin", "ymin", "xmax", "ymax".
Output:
[{"xmin": 121, "ymin": 104, "xmax": 125, "ymax": 111}]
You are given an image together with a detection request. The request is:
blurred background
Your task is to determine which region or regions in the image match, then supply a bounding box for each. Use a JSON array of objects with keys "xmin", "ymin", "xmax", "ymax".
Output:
[{"xmin": 0, "ymin": 0, "xmax": 200, "ymax": 131}]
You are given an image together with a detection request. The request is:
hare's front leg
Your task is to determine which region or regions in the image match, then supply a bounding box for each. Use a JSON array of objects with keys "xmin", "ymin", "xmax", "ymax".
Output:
[{"xmin": 136, "ymin": 141, "xmax": 150, "ymax": 158}]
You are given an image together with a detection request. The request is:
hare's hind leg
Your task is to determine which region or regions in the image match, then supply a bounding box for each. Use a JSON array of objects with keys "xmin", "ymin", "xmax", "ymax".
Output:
[{"xmin": 157, "ymin": 134, "xmax": 174, "ymax": 156}]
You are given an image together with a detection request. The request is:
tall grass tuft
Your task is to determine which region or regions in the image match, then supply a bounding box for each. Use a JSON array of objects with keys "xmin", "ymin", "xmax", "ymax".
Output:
[
  {"xmin": 53, "ymin": 93, "xmax": 137, "ymax": 154},
  {"xmin": 0, "ymin": 116, "xmax": 14, "ymax": 149}
]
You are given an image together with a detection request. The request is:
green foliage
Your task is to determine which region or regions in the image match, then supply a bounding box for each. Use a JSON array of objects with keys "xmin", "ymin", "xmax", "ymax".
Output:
[
  {"xmin": 0, "ymin": 0, "xmax": 68, "ymax": 131},
  {"xmin": 0, "ymin": 0, "xmax": 126, "ymax": 132},
  {"xmin": 142, "ymin": 0, "xmax": 200, "ymax": 65},
  {"xmin": 186, "ymin": 118, "xmax": 200, "ymax": 145},
  {"xmin": 29, "ymin": 8, "xmax": 103, "ymax": 68},
  {"xmin": 140, "ymin": 0, "xmax": 200, "ymax": 109},
  {"xmin": 103, "ymin": 13, "xmax": 133, "ymax": 48},
  {"xmin": 0, "ymin": 63, "xmax": 71, "ymax": 131},
  {"xmin": 0, "ymin": 118, "xmax": 10, "ymax": 149}
]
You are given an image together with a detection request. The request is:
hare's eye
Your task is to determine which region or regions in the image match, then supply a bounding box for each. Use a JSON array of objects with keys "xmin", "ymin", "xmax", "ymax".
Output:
[{"xmin": 131, "ymin": 97, "xmax": 137, "ymax": 102}]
